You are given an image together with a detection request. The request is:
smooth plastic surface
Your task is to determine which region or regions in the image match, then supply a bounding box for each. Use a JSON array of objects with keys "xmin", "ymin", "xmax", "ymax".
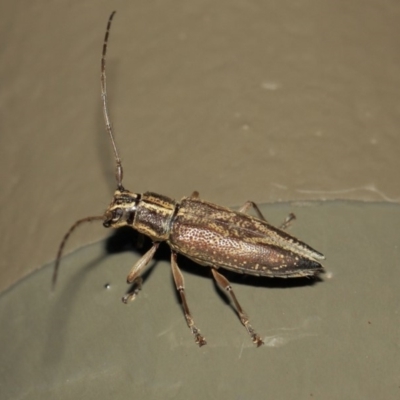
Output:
[
  {"xmin": 1, "ymin": 201, "xmax": 399, "ymax": 399},
  {"xmin": 2, "ymin": 0, "xmax": 400, "ymax": 293}
]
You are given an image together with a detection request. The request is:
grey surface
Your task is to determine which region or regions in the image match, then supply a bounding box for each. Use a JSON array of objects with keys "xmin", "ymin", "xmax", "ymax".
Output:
[
  {"xmin": 1, "ymin": 0, "xmax": 400, "ymax": 292},
  {"xmin": 1, "ymin": 201, "xmax": 399, "ymax": 399}
]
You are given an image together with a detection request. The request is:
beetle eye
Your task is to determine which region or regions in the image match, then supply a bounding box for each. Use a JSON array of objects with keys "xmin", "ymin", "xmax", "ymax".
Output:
[{"xmin": 112, "ymin": 208, "xmax": 123, "ymax": 221}]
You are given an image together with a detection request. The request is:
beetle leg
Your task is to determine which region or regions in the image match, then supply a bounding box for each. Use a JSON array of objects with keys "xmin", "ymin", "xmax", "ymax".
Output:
[
  {"xmin": 211, "ymin": 268, "xmax": 264, "ymax": 347},
  {"xmin": 239, "ymin": 201, "xmax": 296, "ymax": 230},
  {"xmin": 122, "ymin": 242, "xmax": 160, "ymax": 303},
  {"xmin": 238, "ymin": 201, "xmax": 269, "ymax": 222},
  {"xmin": 171, "ymin": 252, "xmax": 206, "ymax": 347},
  {"xmin": 279, "ymin": 212, "xmax": 296, "ymax": 230}
]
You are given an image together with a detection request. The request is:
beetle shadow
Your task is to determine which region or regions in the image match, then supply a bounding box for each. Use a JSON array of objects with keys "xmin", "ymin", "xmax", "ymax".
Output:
[
  {"xmin": 104, "ymin": 227, "xmax": 324, "ymax": 306},
  {"xmin": 104, "ymin": 226, "xmax": 158, "ymax": 294}
]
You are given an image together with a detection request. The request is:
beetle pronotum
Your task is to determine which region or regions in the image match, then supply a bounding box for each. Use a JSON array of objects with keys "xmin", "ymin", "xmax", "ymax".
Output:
[{"xmin": 53, "ymin": 11, "xmax": 325, "ymax": 347}]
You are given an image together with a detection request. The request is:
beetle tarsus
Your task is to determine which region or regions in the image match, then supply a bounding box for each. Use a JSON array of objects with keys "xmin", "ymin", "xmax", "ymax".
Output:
[
  {"xmin": 122, "ymin": 277, "xmax": 143, "ymax": 303},
  {"xmin": 279, "ymin": 212, "xmax": 296, "ymax": 230},
  {"xmin": 192, "ymin": 327, "xmax": 207, "ymax": 347},
  {"xmin": 247, "ymin": 326, "xmax": 264, "ymax": 347}
]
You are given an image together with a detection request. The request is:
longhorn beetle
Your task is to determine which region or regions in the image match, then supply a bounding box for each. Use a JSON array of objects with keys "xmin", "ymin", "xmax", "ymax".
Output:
[{"xmin": 53, "ymin": 11, "xmax": 325, "ymax": 347}]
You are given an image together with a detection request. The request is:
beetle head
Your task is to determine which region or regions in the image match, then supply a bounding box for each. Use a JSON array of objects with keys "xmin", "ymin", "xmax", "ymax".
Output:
[{"xmin": 103, "ymin": 189, "xmax": 139, "ymax": 228}]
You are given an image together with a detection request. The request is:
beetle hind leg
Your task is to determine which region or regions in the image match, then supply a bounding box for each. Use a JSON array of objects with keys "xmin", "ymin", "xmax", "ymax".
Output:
[
  {"xmin": 239, "ymin": 201, "xmax": 296, "ymax": 230},
  {"xmin": 171, "ymin": 252, "xmax": 206, "ymax": 347},
  {"xmin": 279, "ymin": 212, "xmax": 296, "ymax": 230},
  {"xmin": 211, "ymin": 268, "xmax": 264, "ymax": 347},
  {"xmin": 239, "ymin": 201, "xmax": 268, "ymax": 222}
]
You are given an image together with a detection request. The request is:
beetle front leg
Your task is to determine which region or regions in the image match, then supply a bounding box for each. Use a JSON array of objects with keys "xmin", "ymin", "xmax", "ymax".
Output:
[
  {"xmin": 171, "ymin": 252, "xmax": 206, "ymax": 347},
  {"xmin": 122, "ymin": 242, "xmax": 160, "ymax": 303},
  {"xmin": 211, "ymin": 268, "xmax": 264, "ymax": 347}
]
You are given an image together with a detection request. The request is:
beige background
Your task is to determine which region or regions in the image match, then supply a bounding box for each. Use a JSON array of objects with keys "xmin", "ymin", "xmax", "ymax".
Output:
[{"xmin": 1, "ymin": 0, "xmax": 399, "ymax": 293}]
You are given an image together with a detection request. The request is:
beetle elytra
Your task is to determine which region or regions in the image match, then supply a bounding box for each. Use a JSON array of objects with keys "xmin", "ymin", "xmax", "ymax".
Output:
[{"xmin": 53, "ymin": 11, "xmax": 325, "ymax": 347}]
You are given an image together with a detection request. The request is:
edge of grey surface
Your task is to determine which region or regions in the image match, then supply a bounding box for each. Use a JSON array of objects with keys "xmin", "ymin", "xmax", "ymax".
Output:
[{"xmin": 1, "ymin": 201, "xmax": 399, "ymax": 400}]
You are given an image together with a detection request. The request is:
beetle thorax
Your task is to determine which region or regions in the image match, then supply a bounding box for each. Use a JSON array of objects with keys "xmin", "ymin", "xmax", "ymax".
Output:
[{"xmin": 103, "ymin": 190, "xmax": 177, "ymax": 242}]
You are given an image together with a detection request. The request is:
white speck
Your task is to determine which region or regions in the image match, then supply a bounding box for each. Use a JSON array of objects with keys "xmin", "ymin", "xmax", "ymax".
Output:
[
  {"xmin": 178, "ymin": 32, "xmax": 187, "ymax": 40},
  {"xmin": 271, "ymin": 182, "xmax": 288, "ymax": 190},
  {"xmin": 261, "ymin": 81, "xmax": 281, "ymax": 90}
]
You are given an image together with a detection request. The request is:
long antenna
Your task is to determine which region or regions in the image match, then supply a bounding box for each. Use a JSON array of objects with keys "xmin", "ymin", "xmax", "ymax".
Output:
[
  {"xmin": 52, "ymin": 13, "xmax": 123, "ymax": 289},
  {"xmin": 101, "ymin": 11, "xmax": 124, "ymax": 190},
  {"xmin": 52, "ymin": 216, "xmax": 103, "ymax": 290}
]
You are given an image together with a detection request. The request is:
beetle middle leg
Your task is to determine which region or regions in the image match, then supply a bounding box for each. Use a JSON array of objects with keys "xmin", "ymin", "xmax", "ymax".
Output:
[
  {"xmin": 239, "ymin": 201, "xmax": 296, "ymax": 230},
  {"xmin": 171, "ymin": 252, "xmax": 206, "ymax": 347},
  {"xmin": 122, "ymin": 242, "xmax": 160, "ymax": 303},
  {"xmin": 211, "ymin": 268, "xmax": 264, "ymax": 347}
]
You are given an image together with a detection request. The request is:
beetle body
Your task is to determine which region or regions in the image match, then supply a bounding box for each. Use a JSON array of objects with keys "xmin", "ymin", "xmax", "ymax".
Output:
[
  {"xmin": 104, "ymin": 190, "xmax": 324, "ymax": 279},
  {"xmin": 53, "ymin": 12, "xmax": 326, "ymax": 347}
]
